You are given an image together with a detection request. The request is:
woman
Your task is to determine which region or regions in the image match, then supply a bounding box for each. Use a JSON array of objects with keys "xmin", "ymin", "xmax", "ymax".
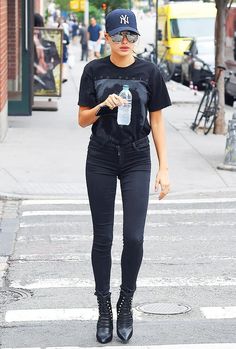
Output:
[{"xmin": 78, "ymin": 9, "xmax": 171, "ymax": 344}]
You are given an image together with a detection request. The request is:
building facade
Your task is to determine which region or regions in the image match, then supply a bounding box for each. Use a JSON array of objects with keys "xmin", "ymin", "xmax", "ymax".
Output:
[
  {"xmin": 0, "ymin": 0, "xmax": 34, "ymax": 142},
  {"xmin": 0, "ymin": 0, "xmax": 8, "ymax": 141}
]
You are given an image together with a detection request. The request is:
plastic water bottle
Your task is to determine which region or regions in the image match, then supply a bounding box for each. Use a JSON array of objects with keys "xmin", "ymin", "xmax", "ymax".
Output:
[{"xmin": 117, "ymin": 85, "xmax": 132, "ymax": 126}]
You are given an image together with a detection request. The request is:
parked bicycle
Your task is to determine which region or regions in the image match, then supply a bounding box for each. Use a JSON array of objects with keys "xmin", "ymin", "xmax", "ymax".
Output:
[
  {"xmin": 137, "ymin": 44, "xmax": 173, "ymax": 82},
  {"xmin": 190, "ymin": 65, "xmax": 226, "ymax": 135}
]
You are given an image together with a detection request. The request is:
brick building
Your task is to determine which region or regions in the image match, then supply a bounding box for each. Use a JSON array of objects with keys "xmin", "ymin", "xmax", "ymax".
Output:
[
  {"xmin": 0, "ymin": 0, "xmax": 8, "ymax": 141},
  {"xmin": 34, "ymin": 0, "xmax": 46, "ymax": 14},
  {"xmin": 0, "ymin": 0, "xmax": 35, "ymax": 142}
]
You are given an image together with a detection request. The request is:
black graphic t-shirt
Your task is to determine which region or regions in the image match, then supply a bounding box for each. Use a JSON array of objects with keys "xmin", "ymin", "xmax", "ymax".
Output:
[{"xmin": 78, "ymin": 56, "xmax": 171, "ymax": 145}]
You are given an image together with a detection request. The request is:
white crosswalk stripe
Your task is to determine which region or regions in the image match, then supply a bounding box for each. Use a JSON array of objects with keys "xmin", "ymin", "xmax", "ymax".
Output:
[
  {"xmin": 201, "ymin": 306, "xmax": 236, "ymax": 319},
  {"xmin": 2, "ymin": 344, "xmax": 236, "ymax": 349},
  {"xmin": 16, "ymin": 234, "xmax": 236, "ymax": 242},
  {"xmin": 4, "ymin": 306, "xmax": 236, "ymax": 322},
  {"xmin": 19, "ymin": 221, "xmax": 236, "ymax": 228},
  {"xmin": 10, "ymin": 276, "xmax": 236, "ymax": 289},
  {"xmin": 21, "ymin": 208, "xmax": 236, "ymax": 216},
  {"xmin": 21, "ymin": 198, "xmax": 236, "ymax": 205},
  {"xmin": 9, "ymin": 253, "xmax": 236, "ymax": 263}
]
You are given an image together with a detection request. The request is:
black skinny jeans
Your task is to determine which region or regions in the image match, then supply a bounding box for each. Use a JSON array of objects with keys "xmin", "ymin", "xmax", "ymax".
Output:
[{"xmin": 86, "ymin": 136, "xmax": 151, "ymax": 296}]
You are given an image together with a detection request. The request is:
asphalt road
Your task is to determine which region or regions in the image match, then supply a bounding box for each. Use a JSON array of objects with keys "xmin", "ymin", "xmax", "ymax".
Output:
[{"xmin": 0, "ymin": 195, "xmax": 236, "ymax": 348}]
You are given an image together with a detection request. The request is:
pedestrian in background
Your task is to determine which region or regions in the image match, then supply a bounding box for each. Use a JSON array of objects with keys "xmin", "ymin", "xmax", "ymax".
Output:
[
  {"xmin": 78, "ymin": 9, "xmax": 171, "ymax": 345},
  {"xmin": 58, "ymin": 17, "xmax": 70, "ymax": 83},
  {"xmin": 79, "ymin": 23, "xmax": 88, "ymax": 61},
  {"xmin": 34, "ymin": 13, "xmax": 44, "ymax": 27},
  {"xmin": 68, "ymin": 15, "xmax": 74, "ymax": 40},
  {"xmin": 71, "ymin": 19, "xmax": 79, "ymax": 45},
  {"xmin": 87, "ymin": 17, "xmax": 102, "ymax": 60}
]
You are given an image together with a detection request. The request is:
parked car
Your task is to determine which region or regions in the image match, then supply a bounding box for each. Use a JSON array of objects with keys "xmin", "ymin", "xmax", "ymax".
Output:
[
  {"xmin": 157, "ymin": 1, "xmax": 216, "ymax": 81},
  {"xmin": 181, "ymin": 37, "xmax": 215, "ymax": 87},
  {"xmin": 225, "ymin": 64, "xmax": 236, "ymax": 105},
  {"xmin": 224, "ymin": 25, "xmax": 236, "ymax": 105}
]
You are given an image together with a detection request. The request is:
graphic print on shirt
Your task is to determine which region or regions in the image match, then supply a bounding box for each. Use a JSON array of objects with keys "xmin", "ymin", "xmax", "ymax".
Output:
[
  {"xmin": 94, "ymin": 79, "xmax": 148, "ymax": 126},
  {"xmin": 78, "ymin": 56, "xmax": 171, "ymax": 144}
]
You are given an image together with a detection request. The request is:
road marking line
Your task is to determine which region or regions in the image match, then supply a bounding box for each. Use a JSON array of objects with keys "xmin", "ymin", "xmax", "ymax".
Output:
[
  {"xmin": 3, "ymin": 345, "xmax": 236, "ymax": 349},
  {"xmin": 5, "ymin": 308, "xmax": 99, "ymax": 322},
  {"xmin": 12, "ymin": 254, "xmax": 236, "ymax": 262},
  {"xmin": 19, "ymin": 222, "xmax": 90, "ymax": 228},
  {"xmin": 21, "ymin": 208, "xmax": 236, "ymax": 217},
  {"xmin": 200, "ymin": 306, "xmax": 236, "ymax": 319},
  {"xmin": 16, "ymin": 234, "xmax": 236, "ymax": 242},
  {"xmin": 170, "ymin": 221, "xmax": 236, "ymax": 226},
  {"xmin": 22, "ymin": 198, "xmax": 236, "ymax": 205},
  {"xmin": 10, "ymin": 276, "xmax": 236, "ymax": 289},
  {"xmin": 5, "ymin": 306, "xmax": 236, "ymax": 323},
  {"xmin": 19, "ymin": 221, "xmax": 236, "ymax": 228}
]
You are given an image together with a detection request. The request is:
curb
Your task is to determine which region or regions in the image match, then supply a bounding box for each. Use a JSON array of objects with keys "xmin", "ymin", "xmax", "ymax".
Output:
[{"xmin": 171, "ymin": 100, "xmax": 200, "ymax": 105}]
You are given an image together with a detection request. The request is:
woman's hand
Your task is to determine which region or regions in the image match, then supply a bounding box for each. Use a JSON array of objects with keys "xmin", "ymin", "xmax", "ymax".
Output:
[
  {"xmin": 155, "ymin": 169, "xmax": 170, "ymax": 200},
  {"xmin": 102, "ymin": 94, "xmax": 126, "ymax": 110}
]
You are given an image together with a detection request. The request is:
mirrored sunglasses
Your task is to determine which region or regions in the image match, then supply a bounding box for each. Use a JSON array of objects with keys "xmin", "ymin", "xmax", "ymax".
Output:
[{"xmin": 110, "ymin": 31, "xmax": 139, "ymax": 43}]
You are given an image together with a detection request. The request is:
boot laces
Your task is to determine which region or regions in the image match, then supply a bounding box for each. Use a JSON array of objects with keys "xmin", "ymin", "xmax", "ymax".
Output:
[
  {"xmin": 117, "ymin": 295, "xmax": 133, "ymax": 322},
  {"xmin": 97, "ymin": 297, "xmax": 113, "ymax": 324}
]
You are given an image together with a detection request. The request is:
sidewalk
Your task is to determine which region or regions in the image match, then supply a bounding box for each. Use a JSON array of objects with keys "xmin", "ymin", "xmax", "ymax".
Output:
[{"xmin": 0, "ymin": 44, "xmax": 235, "ymax": 199}]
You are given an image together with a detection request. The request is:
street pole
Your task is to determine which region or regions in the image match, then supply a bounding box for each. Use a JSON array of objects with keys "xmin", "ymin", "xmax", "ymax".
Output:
[
  {"xmin": 155, "ymin": 0, "xmax": 158, "ymax": 64},
  {"xmin": 84, "ymin": 0, "xmax": 89, "ymax": 26},
  {"xmin": 217, "ymin": 105, "xmax": 236, "ymax": 172}
]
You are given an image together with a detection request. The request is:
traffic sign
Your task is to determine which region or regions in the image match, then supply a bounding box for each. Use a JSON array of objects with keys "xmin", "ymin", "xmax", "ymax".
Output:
[{"xmin": 70, "ymin": 0, "xmax": 85, "ymax": 12}]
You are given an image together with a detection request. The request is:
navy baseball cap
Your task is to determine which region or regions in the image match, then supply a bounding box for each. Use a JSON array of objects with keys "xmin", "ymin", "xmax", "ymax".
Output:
[{"xmin": 105, "ymin": 9, "xmax": 140, "ymax": 36}]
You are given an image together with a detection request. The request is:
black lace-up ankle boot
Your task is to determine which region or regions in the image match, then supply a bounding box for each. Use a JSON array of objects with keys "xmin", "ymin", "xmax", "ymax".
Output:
[
  {"xmin": 96, "ymin": 292, "xmax": 113, "ymax": 344},
  {"xmin": 116, "ymin": 290, "xmax": 133, "ymax": 343}
]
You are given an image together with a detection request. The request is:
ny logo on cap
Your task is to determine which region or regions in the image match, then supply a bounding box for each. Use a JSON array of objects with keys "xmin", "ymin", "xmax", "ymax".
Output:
[{"xmin": 120, "ymin": 15, "xmax": 129, "ymax": 25}]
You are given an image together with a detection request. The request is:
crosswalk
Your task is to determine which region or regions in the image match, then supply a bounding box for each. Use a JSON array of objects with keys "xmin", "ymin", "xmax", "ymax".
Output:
[
  {"xmin": 2, "ymin": 197, "xmax": 236, "ymax": 347},
  {"xmin": 2, "ymin": 344, "xmax": 236, "ymax": 348}
]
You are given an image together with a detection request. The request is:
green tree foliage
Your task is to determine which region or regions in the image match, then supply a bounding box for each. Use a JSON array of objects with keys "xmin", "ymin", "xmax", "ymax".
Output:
[
  {"xmin": 75, "ymin": 4, "xmax": 102, "ymax": 23},
  {"xmin": 89, "ymin": 4, "xmax": 103, "ymax": 20},
  {"xmin": 54, "ymin": 0, "xmax": 102, "ymax": 22},
  {"xmin": 54, "ymin": 0, "xmax": 130, "ymax": 20},
  {"xmin": 54, "ymin": 0, "xmax": 130, "ymax": 14},
  {"xmin": 54, "ymin": 0, "xmax": 69, "ymax": 11}
]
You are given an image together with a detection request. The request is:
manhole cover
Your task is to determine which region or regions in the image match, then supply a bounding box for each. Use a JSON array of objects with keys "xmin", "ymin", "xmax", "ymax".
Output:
[
  {"xmin": 136, "ymin": 302, "xmax": 191, "ymax": 315},
  {"xmin": 0, "ymin": 288, "xmax": 33, "ymax": 305}
]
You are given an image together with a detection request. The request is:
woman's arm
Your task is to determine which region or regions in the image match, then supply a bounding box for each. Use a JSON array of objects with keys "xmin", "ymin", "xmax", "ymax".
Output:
[
  {"xmin": 150, "ymin": 110, "xmax": 170, "ymax": 200},
  {"xmin": 78, "ymin": 94, "xmax": 126, "ymax": 128},
  {"xmin": 78, "ymin": 104, "xmax": 103, "ymax": 128}
]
